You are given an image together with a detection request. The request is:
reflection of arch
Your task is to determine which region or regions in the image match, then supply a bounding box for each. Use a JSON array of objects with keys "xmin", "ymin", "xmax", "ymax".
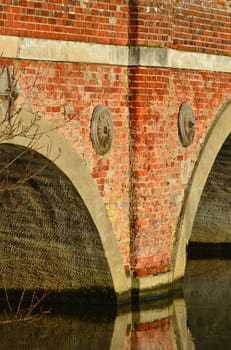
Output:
[
  {"xmin": 0, "ymin": 109, "xmax": 128, "ymax": 302},
  {"xmin": 173, "ymin": 100, "xmax": 231, "ymax": 281}
]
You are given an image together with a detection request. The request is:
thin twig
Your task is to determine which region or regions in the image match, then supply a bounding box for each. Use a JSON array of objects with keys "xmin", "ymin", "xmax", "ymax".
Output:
[
  {"xmin": 16, "ymin": 289, "xmax": 26, "ymax": 317},
  {"xmin": 28, "ymin": 289, "xmax": 51, "ymax": 315},
  {"xmin": 4, "ymin": 288, "xmax": 13, "ymax": 314}
]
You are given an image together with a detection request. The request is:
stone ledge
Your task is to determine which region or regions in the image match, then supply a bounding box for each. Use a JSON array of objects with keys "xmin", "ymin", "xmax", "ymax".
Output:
[
  {"xmin": 0, "ymin": 35, "xmax": 230, "ymax": 73},
  {"xmin": 129, "ymin": 46, "xmax": 231, "ymax": 73}
]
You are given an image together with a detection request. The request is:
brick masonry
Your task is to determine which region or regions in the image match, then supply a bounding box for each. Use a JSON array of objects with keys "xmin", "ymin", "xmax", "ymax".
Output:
[
  {"xmin": 0, "ymin": 0, "xmax": 129, "ymax": 44},
  {"xmin": 129, "ymin": 0, "xmax": 231, "ymax": 55},
  {"xmin": 0, "ymin": 0, "xmax": 231, "ymax": 280},
  {"xmin": 129, "ymin": 67, "xmax": 231, "ymax": 275}
]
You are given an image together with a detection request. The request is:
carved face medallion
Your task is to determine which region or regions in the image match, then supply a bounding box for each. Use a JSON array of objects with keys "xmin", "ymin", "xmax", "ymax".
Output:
[
  {"xmin": 178, "ymin": 102, "xmax": 195, "ymax": 147},
  {"xmin": 90, "ymin": 105, "xmax": 114, "ymax": 155}
]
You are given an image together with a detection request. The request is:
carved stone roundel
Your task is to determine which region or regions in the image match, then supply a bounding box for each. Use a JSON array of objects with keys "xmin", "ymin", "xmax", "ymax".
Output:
[
  {"xmin": 178, "ymin": 102, "xmax": 195, "ymax": 147},
  {"xmin": 90, "ymin": 105, "xmax": 114, "ymax": 155}
]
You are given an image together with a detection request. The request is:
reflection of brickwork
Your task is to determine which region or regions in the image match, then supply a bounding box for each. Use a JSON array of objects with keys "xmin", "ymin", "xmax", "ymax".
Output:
[{"xmin": 129, "ymin": 318, "xmax": 176, "ymax": 350}]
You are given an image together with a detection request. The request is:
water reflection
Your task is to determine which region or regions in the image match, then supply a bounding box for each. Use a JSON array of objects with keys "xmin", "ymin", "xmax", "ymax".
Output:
[
  {"xmin": 184, "ymin": 259, "xmax": 231, "ymax": 350},
  {"xmin": 0, "ymin": 259, "xmax": 230, "ymax": 349},
  {"xmin": 0, "ymin": 297, "xmax": 191, "ymax": 349}
]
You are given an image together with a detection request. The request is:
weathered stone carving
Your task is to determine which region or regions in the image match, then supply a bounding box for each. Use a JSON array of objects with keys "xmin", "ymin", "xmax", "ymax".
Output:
[
  {"xmin": 0, "ymin": 65, "xmax": 19, "ymax": 121},
  {"xmin": 178, "ymin": 102, "xmax": 195, "ymax": 147},
  {"xmin": 90, "ymin": 105, "xmax": 114, "ymax": 155}
]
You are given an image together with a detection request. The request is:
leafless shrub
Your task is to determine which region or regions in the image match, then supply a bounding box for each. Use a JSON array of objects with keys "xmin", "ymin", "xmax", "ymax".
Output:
[
  {"xmin": 0, "ymin": 63, "xmax": 75, "ymax": 192},
  {"xmin": 0, "ymin": 64, "xmax": 74, "ymax": 322},
  {"xmin": 0, "ymin": 288, "xmax": 51, "ymax": 324}
]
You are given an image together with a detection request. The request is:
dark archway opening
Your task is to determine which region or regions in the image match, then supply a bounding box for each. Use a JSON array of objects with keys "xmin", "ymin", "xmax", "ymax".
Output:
[
  {"xmin": 0, "ymin": 143, "xmax": 116, "ymax": 305},
  {"xmin": 184, "ymin": 133, "xmax": 231, "ymax": 349},
  {"xmin": 187, "ymin": 133, "xmax": 231, "ymax": 259}
]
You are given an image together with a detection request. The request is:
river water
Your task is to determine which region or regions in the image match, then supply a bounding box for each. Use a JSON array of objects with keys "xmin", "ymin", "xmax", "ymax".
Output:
[{"xmin": 0, "ymin": 258, "xmax": 230, "ymax": 349}]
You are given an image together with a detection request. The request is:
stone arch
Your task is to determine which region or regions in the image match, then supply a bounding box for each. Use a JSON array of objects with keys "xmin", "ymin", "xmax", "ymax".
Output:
[
  {"xmin": 0, "ymin": 110, "xmax": 128, "ymax": 302},
  {"xmin": 173, "ymin": 100, "xmax": 231, "ymax": 281},
  {"xmin": 191, "ymin": 133, "xmax": 231, "ymax": 245}
]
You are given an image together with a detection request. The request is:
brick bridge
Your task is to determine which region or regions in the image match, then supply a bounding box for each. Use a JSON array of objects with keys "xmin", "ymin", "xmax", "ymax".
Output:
[{"xmin": 0, "ymin": 0, "xmax": 230, "ymax": 304}]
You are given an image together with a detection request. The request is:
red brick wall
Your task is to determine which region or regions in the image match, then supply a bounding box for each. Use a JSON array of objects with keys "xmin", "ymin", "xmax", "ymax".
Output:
[
  {"xmin": 129, "ymin": 0, "xmax": 231, "ymax": 55},
  {"xmin": 129, "ymin": 67, "xmax": 231, "ymax": 275},
  {"xmin": 172, "ymin": 0, "xmax": 231, "ymax": 55},
  {"xmin": 0, "ymin": 57, "xmax": 130, "ymax": 266},
  {"xmin": 0, "ymin": 0, "xmax": 128, "ymax": 44},
  {"xmin": 3, "ymin": 0, "xmax": 229, "ymax": 51},
  {"xmin": 1, "ymin": 0, "xmax": 231, "ymax": 277},
  {"xmin": 127, "ymin": 0, "xmax": 231, "ymax": 277}
]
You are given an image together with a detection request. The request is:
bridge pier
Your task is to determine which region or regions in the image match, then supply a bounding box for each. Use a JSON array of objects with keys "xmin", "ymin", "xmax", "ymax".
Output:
[{"xmin": 0, "ymin": 1, "xmax": 230, "ymax": 304}]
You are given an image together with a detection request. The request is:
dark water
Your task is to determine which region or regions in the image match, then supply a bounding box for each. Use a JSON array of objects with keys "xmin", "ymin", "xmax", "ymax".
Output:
[
  {"xmin": 0, "ymin": 259, "xmax": 230, "ymax": 349},
  {"xmin": 183, "ymin": 259, "xmax": 231, "ymax": 350}
]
